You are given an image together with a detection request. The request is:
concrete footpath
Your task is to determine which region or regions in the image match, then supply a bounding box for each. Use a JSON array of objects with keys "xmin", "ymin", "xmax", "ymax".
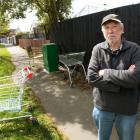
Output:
[{"xmin": 5, "ymin": 44, "xmax": 140, "ymax": 140}]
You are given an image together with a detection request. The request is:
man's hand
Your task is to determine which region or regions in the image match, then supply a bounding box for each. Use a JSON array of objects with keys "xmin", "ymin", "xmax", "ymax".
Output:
[
  {"xmin": 128, "ymin": 64, "xmax": 135, "ymax": 72},
  {"xmin": 98, "ymin": 69, "xmax": 105, "ymax": 76}
]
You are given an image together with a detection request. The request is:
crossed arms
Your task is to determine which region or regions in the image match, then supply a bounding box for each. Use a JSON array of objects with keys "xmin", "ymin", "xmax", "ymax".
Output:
[{"xmin": 87, "ymin": 46, "xmax": 140, "ymax": 92}]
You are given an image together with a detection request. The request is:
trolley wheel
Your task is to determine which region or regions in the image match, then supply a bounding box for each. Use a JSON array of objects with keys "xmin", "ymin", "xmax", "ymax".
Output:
[
  {"xmin": 29, "ymin": 116, "xmax": 38, "ymax": 125},
  {"xmin": 70, "ymin": 82, "xmax": 74, "ymax": 88},
  {"xmin": 27, "ymin": 105, "xmax": 33, "ymax": 112}
]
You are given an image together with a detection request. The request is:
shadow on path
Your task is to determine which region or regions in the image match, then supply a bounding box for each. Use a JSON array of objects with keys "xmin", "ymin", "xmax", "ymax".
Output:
[{"xmin": 28, "ymin": 71, "xmax": 98, "ymax": 140}]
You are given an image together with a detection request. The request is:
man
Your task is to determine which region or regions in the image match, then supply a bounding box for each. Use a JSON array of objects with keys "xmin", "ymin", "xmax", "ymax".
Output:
[{"xmin": 87, "ymin": 14, "xmax": 140, "ymax": 140}]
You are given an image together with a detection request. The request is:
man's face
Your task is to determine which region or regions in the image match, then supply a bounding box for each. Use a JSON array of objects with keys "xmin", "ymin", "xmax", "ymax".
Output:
[{"xmin": 101, "ymin": 21, "xmax": 124, "ymax": 44}]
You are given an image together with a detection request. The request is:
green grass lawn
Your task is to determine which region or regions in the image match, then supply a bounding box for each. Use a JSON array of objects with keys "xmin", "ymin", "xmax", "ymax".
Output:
[
  {"xmin": 0, "ymin": 45, "xmax": 15, "ymax": 77},
  {"xmin": 0, "ymin": 45, "xmax": 67, "ymax": 140}
]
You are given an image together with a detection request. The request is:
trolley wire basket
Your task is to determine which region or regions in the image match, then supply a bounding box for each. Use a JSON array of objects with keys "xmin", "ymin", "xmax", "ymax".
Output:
[{"xmin": 0, "ymin": 66, "xmax": 33, "ymax": 122}]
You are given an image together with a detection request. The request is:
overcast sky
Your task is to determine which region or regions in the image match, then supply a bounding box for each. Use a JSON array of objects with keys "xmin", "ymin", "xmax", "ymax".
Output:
[{"xmin": 10, "ymin": 0, "xmax": 140, "ymax": 32}]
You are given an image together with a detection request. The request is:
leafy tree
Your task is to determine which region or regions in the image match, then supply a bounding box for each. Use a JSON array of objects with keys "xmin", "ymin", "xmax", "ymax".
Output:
[
  {"xmin": 30, "ymin": 0, "xmax": 73, "ymax": 37},
  {"xmin": 0, "ymin": 0, "xmax": 29, "ymax": 19},
  {"xmin": 0, "ymin": 12, "xmax": 9, "ymax": 35},
  {"xmin": 36, "ymin": 15, "xmax": 50, "ymax": 38},
  {"xmin": 0, "ymin": 0, "xmax": 73, "ymax": 37},
  {"xmin": 31, "ymin": 0, "xmax": 73, "ymax": 24},
  {"xmin": 0, "ymin": 0, "xmax": 72, "ymax": 23}
]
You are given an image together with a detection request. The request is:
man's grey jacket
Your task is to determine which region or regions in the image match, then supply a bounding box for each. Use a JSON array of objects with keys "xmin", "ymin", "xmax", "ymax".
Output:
[{"xmin": 87, "ymin": 38, "xmax": 140, "ymax": 115}]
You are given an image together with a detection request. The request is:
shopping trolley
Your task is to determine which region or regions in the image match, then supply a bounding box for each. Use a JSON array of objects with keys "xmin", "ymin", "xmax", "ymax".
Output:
[
  {"xmin": 0, "ymin": 66, "xmax": 33, "ymax": 122},
  {"xmin": 59, "ymin": 51, "xmax": 86, "ymax": 87}
]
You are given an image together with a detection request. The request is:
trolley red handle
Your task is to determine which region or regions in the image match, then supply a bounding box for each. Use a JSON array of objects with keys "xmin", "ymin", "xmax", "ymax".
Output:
[{"xmin": 23, "ymin": 66, "xmax": 33, "ymax": 78}]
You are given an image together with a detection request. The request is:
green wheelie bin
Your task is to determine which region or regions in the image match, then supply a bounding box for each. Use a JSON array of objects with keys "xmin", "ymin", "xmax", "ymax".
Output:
[{"xmin": 42, "ymin": 43, "xmax": 58, "ymax": 72}]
